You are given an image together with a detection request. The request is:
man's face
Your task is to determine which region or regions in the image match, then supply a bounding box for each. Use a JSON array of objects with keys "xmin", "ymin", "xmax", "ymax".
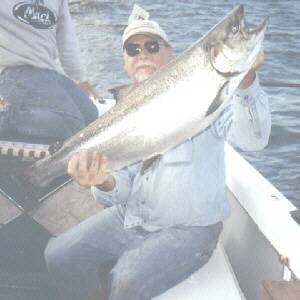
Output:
[{"xmin": 123, "ymin": 34, "xmax": 173, "ymax": 83}]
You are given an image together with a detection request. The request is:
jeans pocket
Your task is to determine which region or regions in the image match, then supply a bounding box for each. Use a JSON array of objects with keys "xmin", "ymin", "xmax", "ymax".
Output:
[
  {"xmin": 1, "ymin": 105, "xmax": 84, "ymax": 140},
  {"xmin": 0, "ymin": 68, "xmax": 27, "ymax": 106}
]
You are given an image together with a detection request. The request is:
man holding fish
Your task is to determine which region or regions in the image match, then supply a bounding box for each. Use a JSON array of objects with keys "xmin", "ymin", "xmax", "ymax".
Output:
[{"xmin": 45, "ymin": 5, "xmax": 271, "ymax": 300}]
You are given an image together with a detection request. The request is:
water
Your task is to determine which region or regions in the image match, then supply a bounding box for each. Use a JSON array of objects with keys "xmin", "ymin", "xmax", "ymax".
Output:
[{"xmin": 69, "ymin": 0, "xmax": 300, "ymax": 208}]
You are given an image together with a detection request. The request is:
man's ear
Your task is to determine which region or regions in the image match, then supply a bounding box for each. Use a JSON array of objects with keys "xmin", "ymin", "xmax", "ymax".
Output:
[{"xmin": 123, "ymin": 52, "xmax": 129, "ymax": 72}]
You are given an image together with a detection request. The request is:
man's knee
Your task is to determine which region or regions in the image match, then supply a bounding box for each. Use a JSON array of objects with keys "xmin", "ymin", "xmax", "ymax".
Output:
[
  {"xmin": 44, "ymin": 237, "xmax": 72, "ymax": 274},
  {"xmin": 109, "ymin": 262, "xmax": 147, "ymax": 300},
  {"xmin": 109, "ymin": 272, "xmax": 140, "ymax": 300},
  {"xmin": 44, "ymin": 238, "xmax": 61, "ymax": 271}
]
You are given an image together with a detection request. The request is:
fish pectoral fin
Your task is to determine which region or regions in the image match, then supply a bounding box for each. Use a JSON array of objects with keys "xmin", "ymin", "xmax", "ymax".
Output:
[
  {"xmin": 140, "ymin": 155, "xmax": 161, "ymax": 175},
  {"xmin": 205, "ymin": 81, "xmax": 229, "ymax": 116}
]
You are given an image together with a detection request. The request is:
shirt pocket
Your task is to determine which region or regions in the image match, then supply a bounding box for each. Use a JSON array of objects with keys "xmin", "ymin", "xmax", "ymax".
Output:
[{"xmin": 162, "ymin": 139, "xmax": 193, "ymax": 165}]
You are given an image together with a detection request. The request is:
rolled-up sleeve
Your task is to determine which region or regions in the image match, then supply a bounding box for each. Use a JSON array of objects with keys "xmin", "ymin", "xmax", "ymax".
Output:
[
  {"xmin": 212, "ymin": 74, "xmax": 271, "ymax": 151},
  {"xmin": 91, "ymin": 166, "xmax": 136, "ymax": 207}
]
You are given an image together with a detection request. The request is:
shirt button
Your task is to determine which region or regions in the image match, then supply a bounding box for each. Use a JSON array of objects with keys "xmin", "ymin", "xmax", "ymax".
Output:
[{"xmin": 141, "ymin": 201, "xmax": 145, "ymax": 205}]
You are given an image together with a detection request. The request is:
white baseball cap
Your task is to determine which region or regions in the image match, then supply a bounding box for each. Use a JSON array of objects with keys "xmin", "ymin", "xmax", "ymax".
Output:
[{"xmin": 122, "ymin": 5, "xmax": 169, "ymax": 46}]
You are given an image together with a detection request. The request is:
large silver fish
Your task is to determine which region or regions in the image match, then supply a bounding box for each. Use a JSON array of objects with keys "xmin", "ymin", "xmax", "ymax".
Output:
[{"xmin": 26, "ymin": 4, "xmax": 267, "ymax": 188}]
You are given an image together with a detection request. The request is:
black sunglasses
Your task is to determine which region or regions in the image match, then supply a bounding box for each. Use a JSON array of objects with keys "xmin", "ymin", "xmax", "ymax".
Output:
[{"xmin": 124, "ymin": 40, "xmax": 161, "ymax": 57}]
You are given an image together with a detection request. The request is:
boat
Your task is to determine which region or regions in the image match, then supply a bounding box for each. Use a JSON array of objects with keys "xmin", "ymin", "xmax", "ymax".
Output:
[
  {"xmin": 0, "ymin": 140, "xmax": 299, "ymax": 299},
  {"xmin": 157, "ymin": 143, "xmax": 300, "ymax": 300}
]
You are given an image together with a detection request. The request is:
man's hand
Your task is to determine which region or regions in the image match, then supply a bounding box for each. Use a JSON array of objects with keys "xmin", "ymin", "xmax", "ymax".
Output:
[
  {"xmin": 0, "ymin": 98, "xmax": 8, "ymax": 110},
  {"xmin": 78, "ymin": 81, "xmax": 99, "ymax": 99},
  {"xmin": 238, "ymin": 50, "xmax": 264, "ymax": 90},
  {"xmin": 68, "ymin": 150, "xmax": 116, "ymax": 191}
]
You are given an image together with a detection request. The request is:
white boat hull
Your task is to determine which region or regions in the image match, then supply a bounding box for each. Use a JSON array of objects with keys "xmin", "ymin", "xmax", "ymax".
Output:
[{"xmin": 156, "ymin": 143, "xmax": 300, "ymax": 300}]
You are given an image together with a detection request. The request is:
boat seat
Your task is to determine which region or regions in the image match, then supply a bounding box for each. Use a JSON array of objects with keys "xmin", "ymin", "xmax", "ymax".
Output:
[{"xmin": 154, "ymin": 243, "xmax": 245, "ymax": 300}]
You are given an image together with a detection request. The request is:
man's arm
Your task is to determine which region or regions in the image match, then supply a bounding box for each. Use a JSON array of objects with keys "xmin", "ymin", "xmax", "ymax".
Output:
[
  {"xmin": 212, "ymin": 51, "xmax": 271, "ymax": 150},
  {"xmin": 56, "ymin": 0, "xmax": 98, "ymax": 98},
  {"xmin": 68, "ymin": 151, "xmax": 134, "ymax": 207},
  {"xmin": 238, "ymin": 51, "xmax": 265, "ymax": 90},
  {"xmin": 56, "ymin": 0, "xmax": 84, "ymax": 81}
]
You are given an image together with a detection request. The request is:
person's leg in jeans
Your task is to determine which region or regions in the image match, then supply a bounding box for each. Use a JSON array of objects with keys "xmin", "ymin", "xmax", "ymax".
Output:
[
  {"xmin": 46, "ymin": 206, "xmax": 221, "ymax": 300},
  {"xmin": 56, "ymin": 71, "xmax": 99, "ymax": 126},
  {"xmin": 44, "ymin": 206, "xmax": 139, "ymax": 300},
  {"xmin": 0, "ymin": 66, "xmax": 98, "ymax": 140},
  {"xmin": 108, "ymin": 222, "xmax": 222, "ymax": 300}
]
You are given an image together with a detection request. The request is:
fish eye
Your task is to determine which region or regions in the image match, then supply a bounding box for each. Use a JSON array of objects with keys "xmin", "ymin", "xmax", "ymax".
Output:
[{"xmin": 231, "ymin": 24, "xmax": 240, "ymax": 34}]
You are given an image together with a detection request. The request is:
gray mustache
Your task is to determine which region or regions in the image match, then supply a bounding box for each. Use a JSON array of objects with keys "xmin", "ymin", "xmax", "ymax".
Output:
[{"xmin": 135, "ymin": 61, "xmax": 157, "ymax": 69}]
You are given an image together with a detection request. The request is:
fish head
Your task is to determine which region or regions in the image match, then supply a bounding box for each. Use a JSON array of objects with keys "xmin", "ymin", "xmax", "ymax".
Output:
[{"xmin": 208, "ymin": 5, "xmax": 267, "ymax": 77}]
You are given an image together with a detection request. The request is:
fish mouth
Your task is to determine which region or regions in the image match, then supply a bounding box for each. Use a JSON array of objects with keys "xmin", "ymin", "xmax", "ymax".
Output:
[
  {"xmin": 245, "ymin": 17, "xmax": 268, "ymax": 36},
  {"xmin": 210, "ymin": 9, "xmax": 268, "ymax": 77},
  {"xmin": 230, "ymin": 5, "xmax": 267, "ymax": 37}
]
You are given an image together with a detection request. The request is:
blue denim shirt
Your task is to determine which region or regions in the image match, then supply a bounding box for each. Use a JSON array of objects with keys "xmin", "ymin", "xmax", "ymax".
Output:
[{"xmin": 92, "ymin": 76, "xmax": 271, "ymax": 231}]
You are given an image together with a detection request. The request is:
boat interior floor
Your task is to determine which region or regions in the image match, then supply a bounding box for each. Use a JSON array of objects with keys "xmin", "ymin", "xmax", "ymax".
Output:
[{"xmin": 0, "ymin": 214, "xmax": 59, "ymax": 300}]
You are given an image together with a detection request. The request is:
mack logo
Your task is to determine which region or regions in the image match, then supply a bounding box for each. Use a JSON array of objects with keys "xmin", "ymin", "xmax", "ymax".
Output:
[{"xmin": 13, "ymin": 2, "xmax": 57, "ymax": 29}]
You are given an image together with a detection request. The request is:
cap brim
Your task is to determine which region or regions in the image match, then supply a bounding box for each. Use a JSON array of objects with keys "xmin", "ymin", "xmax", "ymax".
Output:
[{"xmin": 123, "ymin": 30, "xmax": 169, "ymax": 46}]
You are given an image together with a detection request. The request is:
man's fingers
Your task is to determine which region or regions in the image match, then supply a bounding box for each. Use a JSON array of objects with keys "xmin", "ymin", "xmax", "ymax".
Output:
[
  {"xmin": 252, "ymin": 50, "xmax": 264, "ymax": 70},
  {"xmin": 78, "ymin": 81, "xmax": 99, "ymax": 99},
  {"xmin": 92, "ymin": 154, "xmax": 108, "ymax": 185},
  {"xmin": 257, "ymin": 51, "xmax": 264, "ymax": 63},
  {"xmin": 88, "ymin": 85, "xmax": 99, "ymax": 99},
  {"xmin": 77, "ymin": 151, "xmax": 90, "ymax": 175},
  {"xmin": 67, "ymin": 154, "xmax": 79, "ymax": 176},
  {"xmin": 88, "ymin": 151, "xmax": 102, "ymax": 182},
  {"xmin": 67, "ymin": 150, "xmax": 111, "ymax": 186},
  {"xmin": 89, "ymin": 151, "xmax": 101, "ymax": 172},
  {"xmin": 100, "ymin": 154, "xmax": 108, "ymax": 171}
]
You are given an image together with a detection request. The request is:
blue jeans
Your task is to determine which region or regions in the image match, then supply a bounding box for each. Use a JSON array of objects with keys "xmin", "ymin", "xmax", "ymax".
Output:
[
  {"xmin": 45, "ymin": 206, "xmax": 222, "ymax": 300},
  {"xmin": 0, "ymin": 66, "xmax": 98, "ymax": 141}
]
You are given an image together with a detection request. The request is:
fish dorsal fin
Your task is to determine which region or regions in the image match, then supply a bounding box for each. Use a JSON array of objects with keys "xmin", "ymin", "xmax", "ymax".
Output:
[
  {"xmin": 108, "ymin": 84, "xmax": 135, "ymax": 103},
  {"xmin": 128, "ymin": 4, "xmax": 150, "ymax": 24}
]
